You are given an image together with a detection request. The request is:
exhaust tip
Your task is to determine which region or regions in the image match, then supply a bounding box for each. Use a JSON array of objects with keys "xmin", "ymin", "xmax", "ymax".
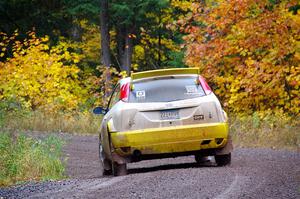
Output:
[
  {"xmin": 215, "ymin": 138, "xmax": 224, "ymax": 145},
  {"xmin": 132, "ymin": 149, "xmax": 142, "ymax": 162}
]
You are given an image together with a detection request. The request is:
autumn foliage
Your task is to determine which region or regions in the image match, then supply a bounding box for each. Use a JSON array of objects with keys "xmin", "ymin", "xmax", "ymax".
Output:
[
  {"xmin": 179, "ymin": 0, "xmax": 299, "ymax": 115},
  {"xmin": 0, "ymin": 0, "xmax": 299, "ymax": 116},
  {"xmin": 0, "ymin": 31, "xmax": 91, "ymax": 111}
]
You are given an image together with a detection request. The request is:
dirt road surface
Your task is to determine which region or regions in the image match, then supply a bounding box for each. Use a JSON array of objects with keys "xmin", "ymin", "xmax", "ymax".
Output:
[{"xmin": 1, "ymin": 134, "xmax": 299, "ymax": 199}]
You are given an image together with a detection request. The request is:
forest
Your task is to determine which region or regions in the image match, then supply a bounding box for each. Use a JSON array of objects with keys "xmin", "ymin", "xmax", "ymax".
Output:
[{"xmin": 0, "ymin": 0, "xmax": 299, "ymax": 116}]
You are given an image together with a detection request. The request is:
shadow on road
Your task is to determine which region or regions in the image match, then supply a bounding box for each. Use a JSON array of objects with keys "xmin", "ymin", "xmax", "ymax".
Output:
[{"xmin": 128, "ymin": 161, "xmax": 217, "ymax": 175}]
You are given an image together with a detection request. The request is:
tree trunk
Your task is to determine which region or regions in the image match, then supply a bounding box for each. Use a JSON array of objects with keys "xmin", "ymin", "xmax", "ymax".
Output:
[
  {"xmin": 100, "ymin": 0, "xmax": 111, "ymax": 103},
  {"xmin": 118, "ymin": 27, "xmax": 134, "ymax": 75},
  {"xmin": 116, "ymin": 26, "xmax": 125, "ymax": 69},
  {"xmin": 158, "ymin": 14, "xmax": 162, "ymax": 68},
  {"xmin": 100, "ymin": 0, "xmax": 111, "ymax": 67},
  {"xmin": 70, "ymin": 17, "xmax": 82, "ymax": 41},
  {"xmin": 123, "ymin": 30, "xmax": 133, "ymax": 75}
]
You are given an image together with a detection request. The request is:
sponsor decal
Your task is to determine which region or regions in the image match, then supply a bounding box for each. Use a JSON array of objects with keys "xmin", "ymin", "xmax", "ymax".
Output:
[
  {"xmin": 194, "ymin": 114, "xmax": 204, "ymax": 120},
  {"xmin": 185, "ymin": 85, "xmax": 198, "ymax": 95}
]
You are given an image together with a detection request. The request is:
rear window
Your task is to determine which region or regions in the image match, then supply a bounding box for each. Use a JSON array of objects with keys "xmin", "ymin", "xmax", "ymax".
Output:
[{"xmin": 129, "ymin": 76, "xmax": 206, "ymax": 103}]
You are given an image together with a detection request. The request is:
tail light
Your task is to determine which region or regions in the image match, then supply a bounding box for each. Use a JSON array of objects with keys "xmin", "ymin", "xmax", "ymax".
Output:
[
  {"xmin": 120, "ymin": 82, "xmax": 130, "ymax": 102},
  {"xmin": 199, "ymin": 76, "xmax": 212, "ymax": 95}
]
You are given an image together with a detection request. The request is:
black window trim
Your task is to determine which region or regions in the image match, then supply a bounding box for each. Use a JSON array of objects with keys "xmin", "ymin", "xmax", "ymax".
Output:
[{"xmin": 106, "ymin": 83, "xmax": 120, "ymax": 111}]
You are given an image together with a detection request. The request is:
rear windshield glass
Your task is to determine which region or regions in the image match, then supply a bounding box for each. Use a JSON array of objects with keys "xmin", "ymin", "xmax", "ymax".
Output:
[{"xmin": 129, "ymin": 76, "xmax": 205, "ymax": 103}]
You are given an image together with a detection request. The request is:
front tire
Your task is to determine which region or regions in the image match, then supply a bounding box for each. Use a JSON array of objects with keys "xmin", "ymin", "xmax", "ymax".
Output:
[{"xmin": 215, "ymin": 153, "xmax": 231, "ymax": 166}]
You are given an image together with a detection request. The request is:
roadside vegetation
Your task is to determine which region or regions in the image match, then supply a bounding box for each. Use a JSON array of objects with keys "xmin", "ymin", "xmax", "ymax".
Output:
[
  {"xmin": 230, "ymin": 111, "xmax": 299, "ymax": 150},
  {"xmin": 0, "ymin": 132, "xmax": 65, "ymax": 186},
  {"xmin": 1, "ymin": 109, "xmax": 100, "ymax": 135}
]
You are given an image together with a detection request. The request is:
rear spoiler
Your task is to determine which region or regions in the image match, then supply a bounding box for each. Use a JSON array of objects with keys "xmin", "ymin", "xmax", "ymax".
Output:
[{"xmin": 131, "ymin": 68, "xmax": 200, "ymax": 80}]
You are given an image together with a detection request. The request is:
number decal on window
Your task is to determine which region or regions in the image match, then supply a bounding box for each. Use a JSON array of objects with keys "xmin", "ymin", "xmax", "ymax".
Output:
[{"xmin": 136, "ymin": 90, "xmax": 146, "ymax": 98}]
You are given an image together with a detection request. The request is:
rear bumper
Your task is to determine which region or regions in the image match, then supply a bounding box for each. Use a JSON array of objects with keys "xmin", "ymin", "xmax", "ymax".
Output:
[{"xmin": 111, "ymin": 122, "xmax": 229, "ymax": 156}]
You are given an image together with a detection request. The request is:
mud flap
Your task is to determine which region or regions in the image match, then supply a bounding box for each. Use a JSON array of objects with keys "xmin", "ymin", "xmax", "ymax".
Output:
[
  {"xmin": 103, "ymin": 157, "xmax": 112, "ymax": 170},
  {"xmin": 108, "ymin": 133, "xmax": 127, "ymax": 165},
  {"xmin": 215, "ymin": 136, "xmax": 233, "ymax": 155}
]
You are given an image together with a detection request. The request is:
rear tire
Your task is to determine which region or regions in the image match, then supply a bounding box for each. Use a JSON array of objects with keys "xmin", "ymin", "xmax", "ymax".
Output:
[
  {"xmin": 215, "ymin": 153, "xmax": 231, "ymax": 166},
  {"xmin": 102, "ymin": 168, "xmax": 112, "ymax": 176},
  {"xmin": 99, "ymin": 142, "xmax": 112, "ymax": 176},
  {"xmin": 113, "ymin": 163, "xmax": 127, "ymax": 176}
]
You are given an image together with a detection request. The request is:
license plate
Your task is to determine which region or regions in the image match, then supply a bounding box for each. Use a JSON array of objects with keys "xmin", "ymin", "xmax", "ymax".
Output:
[{"xmin": 160, "ymin": 109, "xmax": 179, "ymax": 120}]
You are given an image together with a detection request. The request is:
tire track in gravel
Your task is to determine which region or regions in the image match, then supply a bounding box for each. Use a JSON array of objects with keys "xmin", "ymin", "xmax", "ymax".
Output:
[{"xmin": 28, "ymin": 177, "xmax": 126, "ymax": 199}]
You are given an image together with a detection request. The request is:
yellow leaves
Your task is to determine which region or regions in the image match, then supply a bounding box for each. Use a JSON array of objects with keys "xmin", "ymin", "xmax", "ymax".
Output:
[
  {"xmin": 0, "ymin": 31, "xmax": 91, "ymax": 112},
  {"xmin": 245, "ymin": 57, "xmax": 255, "ymax": 66},
  {"xmin": 41, "ymin": 36, "xmax": 49, "ymax": 42},
  {"xmin": 77, "ymin": 20, "xmax": 101, "ymax": 63},
  {"xmin": 43, "ymin": 44, "xmax": 49, "ymax": 50},
  {"xmin": 64, "ymin": 51, "xmax": 71, "ymax": 60},
  {"xmin": 240, "ymin": 49, "xmax": 248, "ymax": 57},
  {"xmin": 171, "ymin": 0, "xmax": 193, "ymax": 12},
  {"xmin": 132, "ymin": 64, "xmax": 138, "ymax": 71},
  {"xmin": 278, "ymin": 99, "xmax": 285, "ymax": 105},
  {"xmin": 34, "ymin": 40, "xmax": 40, "ymax": 46},
  {"xmin": 294, "ymin": 52, "xmax": 300, "ymax": 61}
]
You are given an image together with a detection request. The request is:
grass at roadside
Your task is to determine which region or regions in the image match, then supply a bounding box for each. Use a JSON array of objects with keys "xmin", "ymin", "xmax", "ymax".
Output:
[
  {"xmin": 1, "ymin": 110, "xmax": 100, "ymax": 134},
  {"xmin": 230, "ymin": 112, "xmax": 300, "ymax": 150},
  {"xmin": 0, "ymin": 132, "xmax": 65, "ymax": 187}
]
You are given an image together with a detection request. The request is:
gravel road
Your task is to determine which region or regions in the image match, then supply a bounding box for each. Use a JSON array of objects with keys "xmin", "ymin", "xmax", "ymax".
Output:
[{"xmin": 1, "ymin": 134, "xmax": 299, "ymax": 199}]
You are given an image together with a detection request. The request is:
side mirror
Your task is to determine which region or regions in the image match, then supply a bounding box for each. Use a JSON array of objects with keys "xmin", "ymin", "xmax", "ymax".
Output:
[{"xmin": 93, "ymin": 107, "xmax": 107, "ymax": 115}]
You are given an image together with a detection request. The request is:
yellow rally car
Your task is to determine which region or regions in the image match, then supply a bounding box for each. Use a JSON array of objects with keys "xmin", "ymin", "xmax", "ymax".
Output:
[{"xmin": 93, "ymin": 68, "xmax": 233, "ymax": 176}]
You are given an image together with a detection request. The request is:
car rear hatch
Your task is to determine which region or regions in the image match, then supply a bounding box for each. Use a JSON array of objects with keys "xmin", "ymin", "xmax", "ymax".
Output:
[
  {"xmin": 110, "ymin": 74, "xmax": 228, "ymax": 155},
  {"xmin": 119, "ymin": 75, "xmax": 225, "ymax": 131}
]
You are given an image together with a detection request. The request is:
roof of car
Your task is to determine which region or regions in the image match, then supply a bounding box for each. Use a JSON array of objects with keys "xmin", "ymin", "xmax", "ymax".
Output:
[{"xmin": 130, "ymin": 68, "xmax": 200, "ymax": 81}]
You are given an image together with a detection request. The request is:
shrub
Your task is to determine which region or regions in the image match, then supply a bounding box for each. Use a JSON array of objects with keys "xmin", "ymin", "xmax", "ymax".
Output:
[{"xmin": 0, "ymin": 31, "xmax": 92, "ymax": 112}]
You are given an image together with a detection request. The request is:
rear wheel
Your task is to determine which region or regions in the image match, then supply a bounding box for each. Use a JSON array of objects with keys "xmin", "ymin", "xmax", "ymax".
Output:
[
  {"xmin": 102, "ymin": 169, "xmax": 112, "ymax": 176},
  {"xmin": 215, "ymin": 153, "xmax": 231, "ymax": 166},
  {"xmin": 99, "ymin": 135, "xmax": 128, "ymax": 176},
  {"xmin": 99, "ymin": 142, "xmax": 112, "ymax": 176}
]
